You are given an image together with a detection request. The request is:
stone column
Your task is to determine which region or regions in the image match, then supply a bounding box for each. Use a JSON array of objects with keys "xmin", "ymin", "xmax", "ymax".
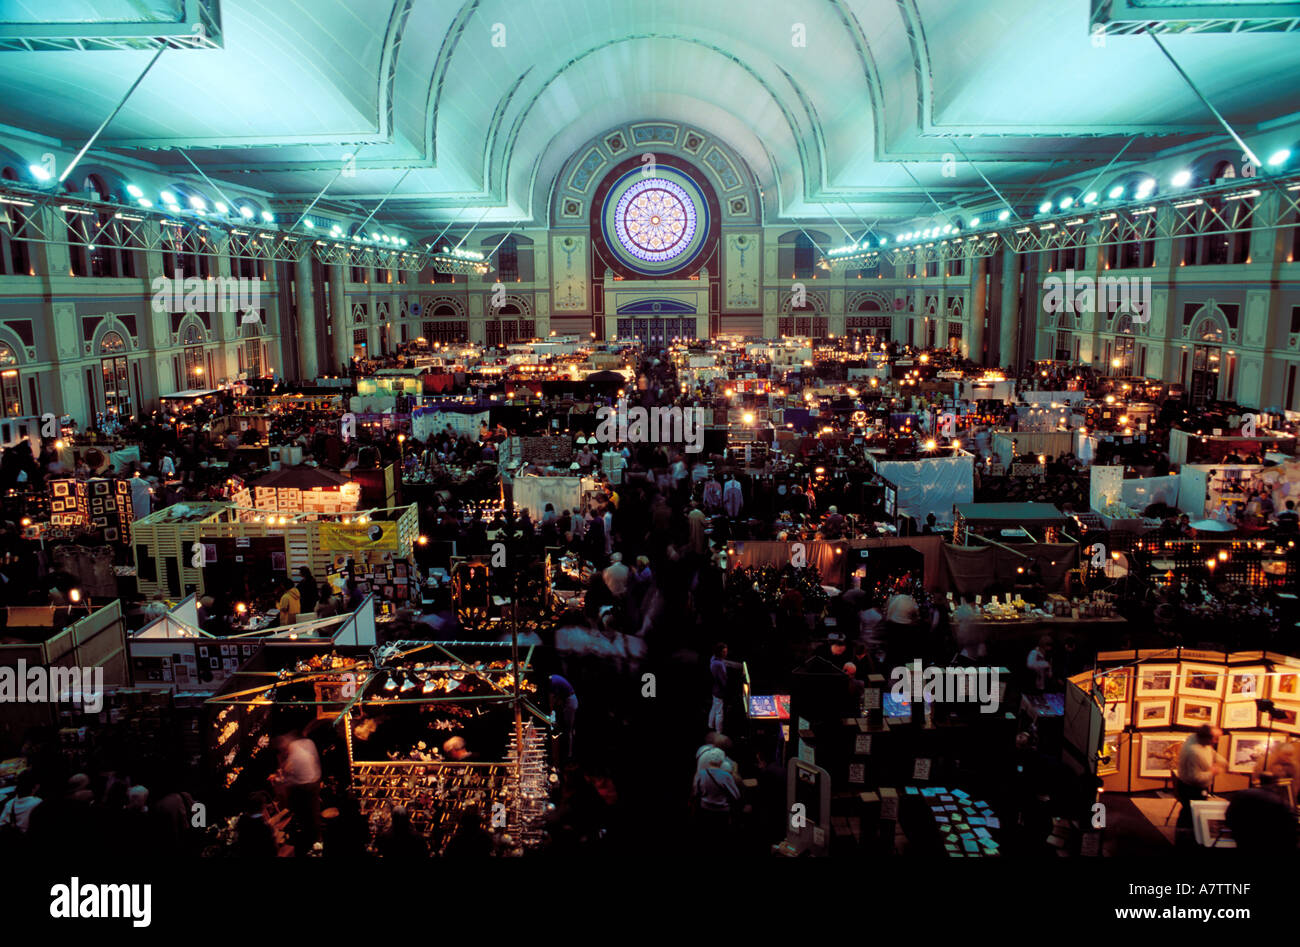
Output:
[
  {"xmin": 969, "ymin": 256, "xmax": 987, "ymax": 364},
  {"xmin": 998, "ymin": 250, "xmax": 1019, "ymax": 370},
  {"xmin": 295, "ymin": 253, "xmax": 318, "ymax": 381},
  {"xmin": 330, "ymin": 263, "xmax": 349, "ymax": 371}
]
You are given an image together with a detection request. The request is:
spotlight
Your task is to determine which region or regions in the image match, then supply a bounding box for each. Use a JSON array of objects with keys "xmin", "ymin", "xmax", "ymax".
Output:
[
  {"xmin": 160, "ymin": 190, "xmax": 178, "ymax": 206},
  {"xmin": 28, "ymin": 164, "xmax": 51, "ymax": 182},
  {"xmin": 189, "ymin": 195, "xmax": 206, "ymax": 211},
  {"xmin": 997, "ymin": 209, "xmax": 1010, "ymax": 222},
  {"xmin": 126, "ymin": 184, "xmax": 143, "ymax": 198},
  {"xmin": 1038, "ymin": 201, "xmax": 1052, "ymax": 214},
  {"xmin": 261, "ymin": 210, "xmax": 275, "ymax": 223},
  {"xmin": 1171, "ymin": 170, "xmax": 1192, "ymax": 188},
  {"xmin": 1135, "ymin": 178, "xmax": 1156, "ymax": 198},
  {"xmin": 214, "ymin": 201, "xmax": 228, "ymax": 214},
  {"xmin": 1058, "ymin": 196, "xmax": 1074, "ymax": 209},
  {"xmin": 383, "ymin": 675, "xmax": 399, "ymax": 692},
  {"xmin": 240, "ymin": 206, "xmax": 255, "ymax": 219},
  {"xmin": 1108, "ymin": 185, "xmax": 1125, "ymax": 200},
  {"xmin": 137, "ymin": 198, "xmax": 153, "ymax": 208},
  {"xmin": 969, "ymin": 217, "xmax": 980, "ymax": 227},
  {"xmin": 1082, "ymin": 192, "xmax": 1098, "ymax": 205},
  {"xmin": 1267, "ymin": 149, "xmax": 1291, "ymax": 167}
]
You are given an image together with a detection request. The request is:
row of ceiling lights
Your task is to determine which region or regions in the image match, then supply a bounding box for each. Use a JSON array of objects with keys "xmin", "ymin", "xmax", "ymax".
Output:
[
  {"xmin": 843, "ymin": 149, "xmax": 1296, "ymax": 254},
  {"xmin": 24, "ymin": 164, "xmax": 413, "ymax": 247}
]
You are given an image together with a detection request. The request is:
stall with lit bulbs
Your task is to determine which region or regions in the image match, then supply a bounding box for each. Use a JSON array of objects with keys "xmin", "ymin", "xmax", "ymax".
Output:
[
  {"xmin": 206, "ymin": 637, "xmax": 552, "ymax": 853},
  {"xmin": 131, "ymin": 500, "xmax": 419, "ymax": 599}
]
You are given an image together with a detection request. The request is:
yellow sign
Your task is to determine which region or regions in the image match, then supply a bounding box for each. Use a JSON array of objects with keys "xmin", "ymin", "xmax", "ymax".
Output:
[{"xmin": 320, "ymin": 522, "xmax": 399, "ymax": 551}]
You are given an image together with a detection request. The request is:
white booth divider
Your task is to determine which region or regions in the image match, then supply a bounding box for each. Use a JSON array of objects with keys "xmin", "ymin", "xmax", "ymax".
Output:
[{"xmin": 869, "ymin": 451, "xmax": 973, "ymax": 525}]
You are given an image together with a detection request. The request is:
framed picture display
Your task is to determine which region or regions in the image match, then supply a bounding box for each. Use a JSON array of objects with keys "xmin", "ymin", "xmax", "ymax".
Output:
[
  {"xmin": 1097, "ymin": 668, "xmax": 1132, "ymax": 705},
  {"xmin": 1139, "ymin": 732, "xmax": 1186, "ymax": 779},
  {"xmin": 1221, "ymin": 701, "xmax": 1260, "ymax": 730},
  {"xmin": 1225, "ymin": 666, "xmax": 1266, "ymax": 702},
  {"xmin": 1103, "ymin": 700, "xmax": 1128, "ymax": 733},
  {"xmin": 1175, "ymin": 697, "xmax": 1220, "ymax": 728},
  {"xmin": 1227, "ymin": 731, "xmax": 1280, "ymax": 774},
  {"xmin": 1181, "ymin": 663, "xmax": 1225, "ymax": 699},
  {"xmin": 1136, "ymin": 664, "xmax": 1178, "ymax": 698},
  {"xmin": 1266, "ymin": 702, "xmax": 1300, "ymax": 735},
  {"xmin": 1136, "ymin": 698, "xmax": 1173, "ymax": 729},
  {"xmin": 1270, "ymin": 669, "xmax": 1300, "ymax": 702}
]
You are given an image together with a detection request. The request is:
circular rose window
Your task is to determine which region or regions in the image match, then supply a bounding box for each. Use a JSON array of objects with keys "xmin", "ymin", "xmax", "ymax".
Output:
[
  {"xmin": 597, "ymin": 166, "xmax": 711, "ymax": 276},
  {"xmin": 615, "ymin": 179, "xmax": 696, "ymax": 263}
]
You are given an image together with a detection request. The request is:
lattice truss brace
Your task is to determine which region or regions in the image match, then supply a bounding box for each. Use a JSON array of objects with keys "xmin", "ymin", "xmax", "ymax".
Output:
[
  {"xmin": 0, "ymin": 183, "xmax": 443, "ymax": 272},
  {"xmin": 824, "ymin": 172, "xmax": 1300, "ymax": 269},
  {"xmin": 2, "ymin": 173, "xmax": 1297, "ymax": 278},
  {"xmin": 1091, "ymin": 0, "xmax": 1300, "ymax": 35},
  {"xmin": 0, "ymin": 0, "xmax": 225, "ymax": 51}
]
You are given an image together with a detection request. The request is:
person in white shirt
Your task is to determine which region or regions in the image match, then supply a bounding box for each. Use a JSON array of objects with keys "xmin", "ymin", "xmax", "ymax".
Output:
[
  {"xmin": 1175, "ymin": 726, "xmax": 1227, "ymax": 830},
  {"xmin": 0, "ymin": 772, "xmax": 41, "ymax": 834},
  {"xmin": 602, "ymin": 552, "xmax": 630, "ymax": 599},
  {"xmin": 275, "ymin": 731, "xmax": 322, "ymax": 852},
  {"xmin": 1026, "ymin": 635, "xmax": 1054, "ymax": 691}
]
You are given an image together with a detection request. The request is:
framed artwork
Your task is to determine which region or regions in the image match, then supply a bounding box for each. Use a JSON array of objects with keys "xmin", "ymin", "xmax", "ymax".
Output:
[
  {"xmin": 1139, "ymin": 732, "xmax": 1186, "ymax": 779},
  {"xmin": 1222, "ymin": 701, "xmax": 1260, "ymax": 730},
  {"xmin": 51, "ymin": 499, "xmax": 65, "ymax": 512},
  {"xmin": 1181, "ymin": 663, "xmax": 1225, "ymax": 699},
  {"xmin": 52, "ymin": 481, "xmax": 69, "ymax": 497},
  {"xmin": 93, "ymin": 480, "xmax": 109, "ymax": 496},
  {"xmin": 1097, "ymin": 668, "xmax": 1132, "ymax": 705},
  {"xmin": 1136, "ymin": 699, "xmax": 1173, "ymax": 729},
  {"xmin": 1098, "ymin": 738, "xmax": 1119, "ymax": 777},
  {"xmin": 1102, "ymin": 700, "xmax": 1128, "ymax": 733},
  {"xmin": 1227, "ymin": 732, "xmax": 1280, "ymax": 774},
  {"xmin": 1225, "ymin": 666, "xmax": 1266, "ymax": 702},
  {"xmin": 1190, "ymin": 800, "xmax": 1235, "ymax": 848},
  {"xmin": 1175, "ymin": 697, "xmax": 1220, "ymax": 728},
  {"xmin": 104, "ymin": 528, "xmax": 118, "ymax": 542},
  {"xmin": 1266, "ymin": 702, "xmax": 1300, "ymax": 735},
  {"xmin": 1271, "ymin": 669, "xmax": 1300, "ymax": 701},
  {"xmin": 1137, "ymin": 664, "xmax": 1178, "ymax": 698}
]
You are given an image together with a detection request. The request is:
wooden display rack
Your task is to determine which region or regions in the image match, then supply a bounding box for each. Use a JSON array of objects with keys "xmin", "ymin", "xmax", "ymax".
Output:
[{"xmin": 132, "ymin": 501, "xmax": 420, "ymax": 598}]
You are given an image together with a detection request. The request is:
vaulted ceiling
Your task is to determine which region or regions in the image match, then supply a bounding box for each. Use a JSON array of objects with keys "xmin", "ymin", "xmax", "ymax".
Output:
[{"xmin": 0, "ymin": 0, "xmax": 1298, "ymax": 234}]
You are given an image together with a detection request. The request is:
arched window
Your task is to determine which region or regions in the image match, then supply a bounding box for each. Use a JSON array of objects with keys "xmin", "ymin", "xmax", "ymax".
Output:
[
  {"xmin": 497, "ymin": 236, "xmax": 519, "ymax": 282},
  {"xmin": 0, "ymin": 343, "xmax": 19, "ymax": 418},
  {"xmin": 240, "ymin": 319, "xmax": 262, "ymax": 378},
  {"xmin": 182, "ymin": 323, "xmax": 205, "ymax": 388},
  {"xmin": 98, "ymin": 332, "xmax": 131, "ymax": 420},
  {"xmin": 1196, "ymin": 317, "xmax": 1226, "ymax": 343}
]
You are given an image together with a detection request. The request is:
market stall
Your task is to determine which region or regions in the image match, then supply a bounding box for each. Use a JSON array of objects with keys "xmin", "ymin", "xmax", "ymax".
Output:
[{"xmin": 867, "ymin": 449, "xmax": 973, "ymax": 526}]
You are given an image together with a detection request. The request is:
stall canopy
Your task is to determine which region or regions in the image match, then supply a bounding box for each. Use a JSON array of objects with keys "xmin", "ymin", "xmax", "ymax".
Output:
[
  {"xmin": 871, "ymin": 452, "xmax": 974, "ymax": 525},
  {"xmin": 411, "ymin": 403, "xmax": 489, "ymax": 441},
  {"xmin": 249, "ymin": 466, "xmax": 350, "ymax": 491},
  {"xmin": 508, "ymin": 474, "xmax": 600, "ymax": 518}
]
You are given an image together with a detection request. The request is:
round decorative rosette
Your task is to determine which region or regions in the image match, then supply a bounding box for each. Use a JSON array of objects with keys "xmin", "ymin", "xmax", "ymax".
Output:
[{"xmin": 599, "ymin": 166, "xmax": 710, "ymax": 276}]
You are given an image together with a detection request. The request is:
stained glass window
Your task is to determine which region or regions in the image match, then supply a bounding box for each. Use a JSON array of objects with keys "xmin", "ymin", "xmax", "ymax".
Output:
[{"xmin": 614, "ymin": 178, "xmax": 697, "ymax": 264}]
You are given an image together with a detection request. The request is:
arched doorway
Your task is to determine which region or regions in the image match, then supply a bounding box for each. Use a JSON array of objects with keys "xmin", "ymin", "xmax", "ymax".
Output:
[
  {"xmin": 98, "ymin": 330, "xmax": 132, "ymax": 421},
  {"xmin": 1190, "ymin": 316, "xmax": 1225, "ymax": 407}
]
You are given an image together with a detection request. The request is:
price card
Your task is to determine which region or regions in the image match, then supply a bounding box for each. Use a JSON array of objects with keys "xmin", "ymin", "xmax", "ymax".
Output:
[
  {"xmin": 812, "ymin": 826, "xmax": 826, "ymax": 848},
  {"xmin": 854, "ymin": 733, "xmax": 873, "ymax": 755},
  {"xmin": 864, "ymin": 688, "xmax": 881, "ymax": 710},
  {"xmin": 913, "ymin": 757, "xmax": 932, "ymax": 780},
  {"xmin": 848, "ymin": 763, "xmax": 865, "ymax": 784}
]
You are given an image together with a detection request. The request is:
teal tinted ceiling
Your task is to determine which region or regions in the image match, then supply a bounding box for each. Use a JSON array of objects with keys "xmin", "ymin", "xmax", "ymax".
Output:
[{"xmin": 0, "ymin": 0, "xmax": 1296, "ymax": 232}]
